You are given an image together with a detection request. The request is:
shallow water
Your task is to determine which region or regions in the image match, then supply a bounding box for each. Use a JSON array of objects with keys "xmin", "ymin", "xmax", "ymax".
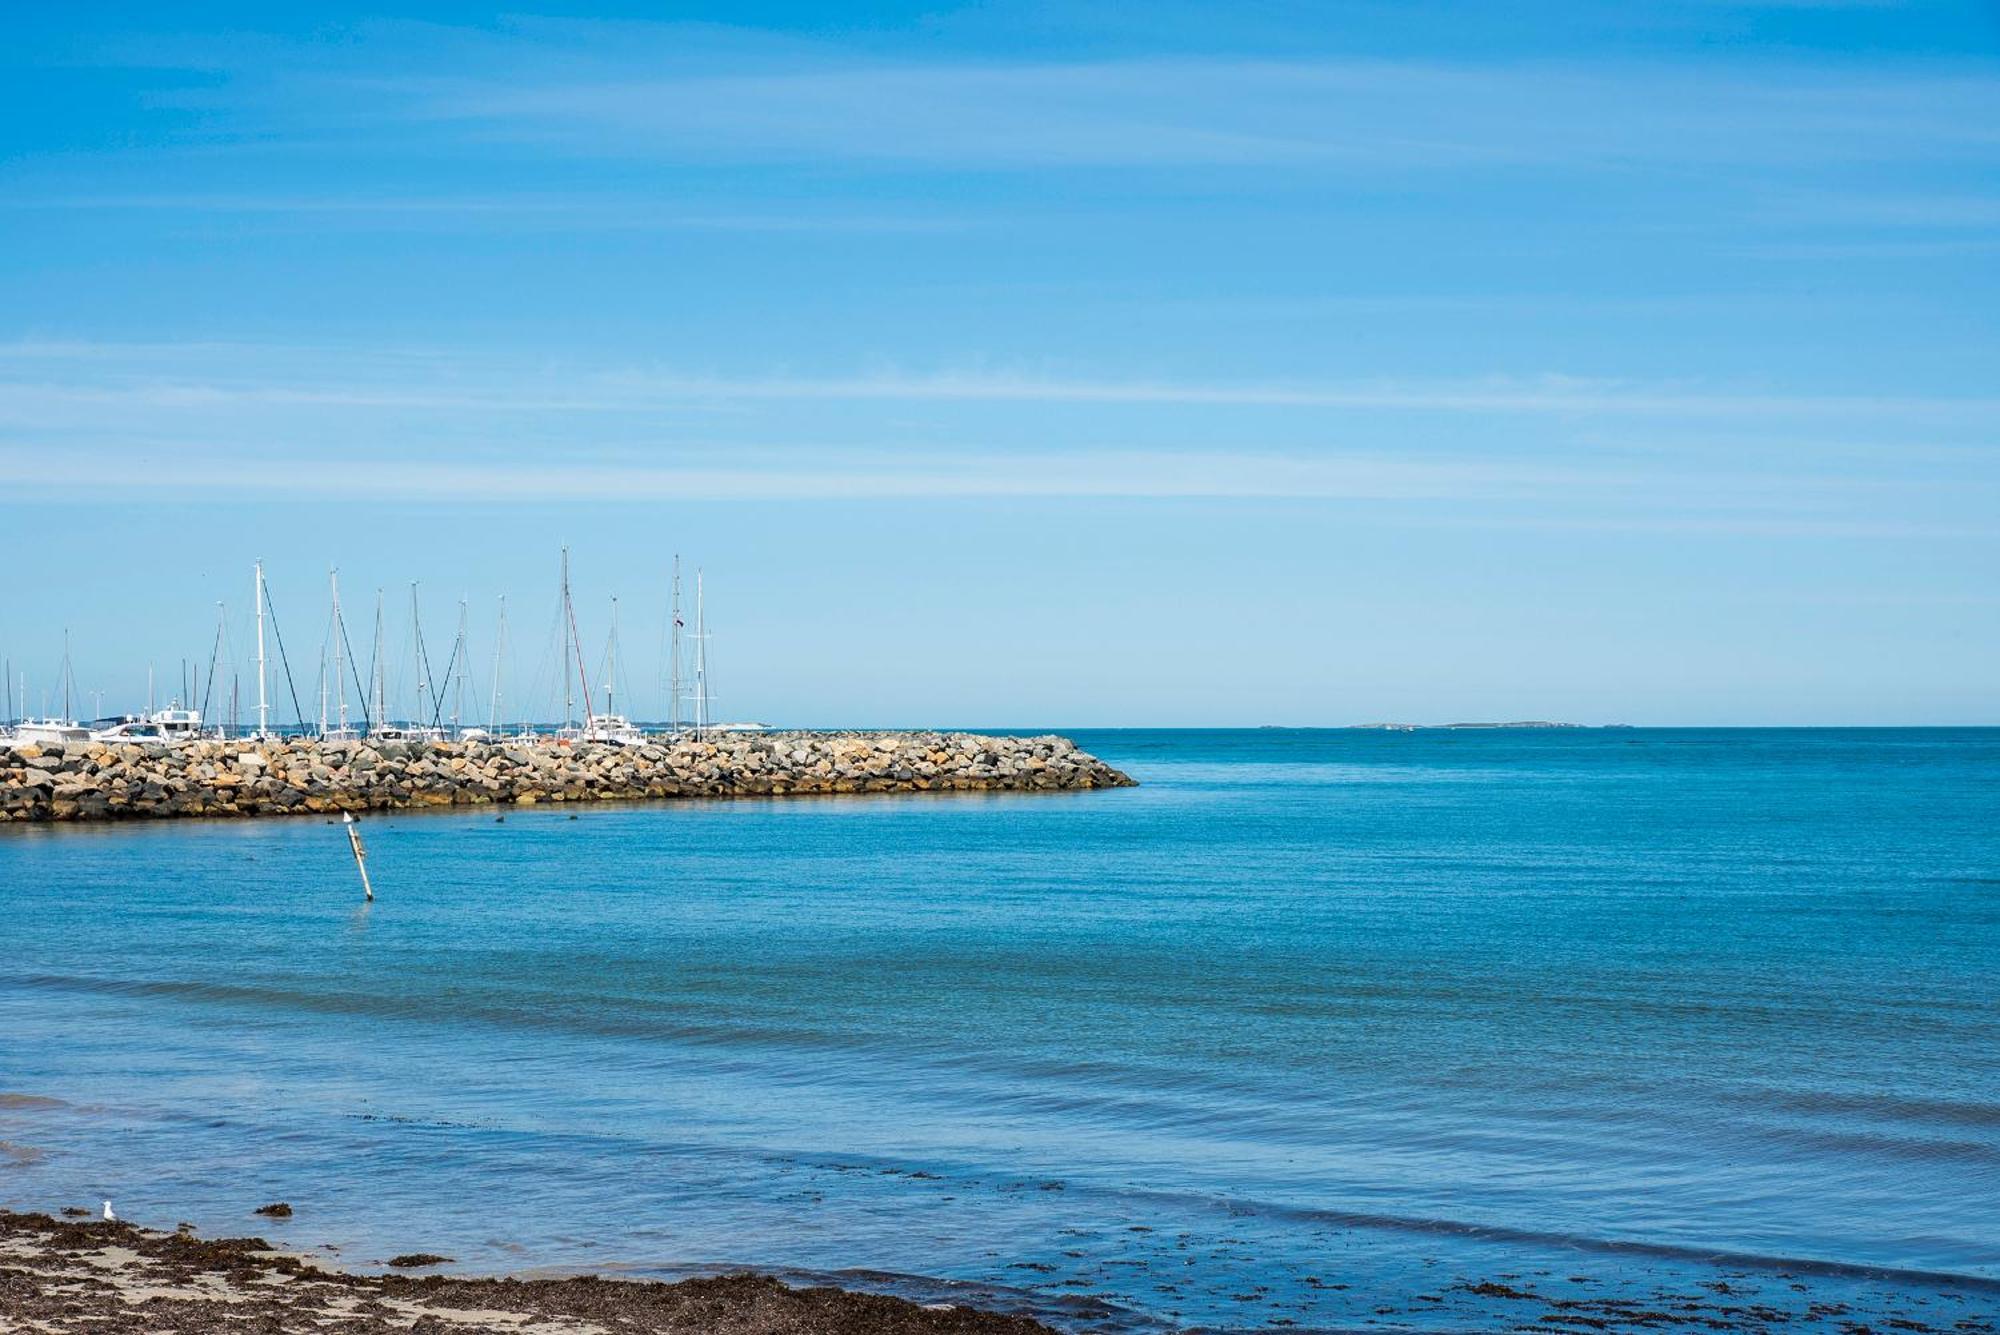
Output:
[{"xmin": 3, "ymin": 728, "xmax": 1998, "ymax": 1332}]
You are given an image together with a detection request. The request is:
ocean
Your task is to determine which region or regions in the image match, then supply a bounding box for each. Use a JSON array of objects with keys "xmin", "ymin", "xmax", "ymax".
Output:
[{"xmin": 3, "ymin": 728, "xmax": 1997, "ymax": 1332}]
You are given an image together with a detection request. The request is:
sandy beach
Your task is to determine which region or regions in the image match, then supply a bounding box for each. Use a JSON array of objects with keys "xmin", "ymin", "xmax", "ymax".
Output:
[{"xmin": 0, "ymin": 1209, "xmax": 1053, "ymax": 1335}]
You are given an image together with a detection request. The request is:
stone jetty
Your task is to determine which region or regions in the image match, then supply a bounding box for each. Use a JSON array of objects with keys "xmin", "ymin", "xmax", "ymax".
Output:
[{"xmin": 0, "ymin": 732, "xmax": 1134, "ymax": 823}]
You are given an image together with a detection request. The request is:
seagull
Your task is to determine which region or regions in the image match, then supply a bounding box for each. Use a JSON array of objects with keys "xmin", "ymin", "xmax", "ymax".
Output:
[{"xmin": 103, "ymin": 1200, "xmax": 115, "ymax": 1221}]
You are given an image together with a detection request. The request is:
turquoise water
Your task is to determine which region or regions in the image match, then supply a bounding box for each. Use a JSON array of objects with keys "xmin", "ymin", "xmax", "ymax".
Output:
[{"xmin": 3, "ymin": 729, "xmax": 1997, "ymax": 1332}]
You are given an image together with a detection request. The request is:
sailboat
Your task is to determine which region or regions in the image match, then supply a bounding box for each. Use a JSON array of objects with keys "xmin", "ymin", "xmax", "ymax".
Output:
[
  {"xmin": 368, "ymin": 585, "xmax": 445, "ymax": 742},
  {"xmin": 578, "ymin": 595, "xmax": 646, "ymax": 747},
  {"xmin": 15, "ymin": 633, "xmax": 91, "ymax": 744},
  {"xmin": 467, "ymin": 593, "xmax": 533, "ymax": 743},
  {"xmin": 547, "ymin": 551, "xmax": 643, "ymax": 748},
  {"xmin": 320, "ymin": 569, "xmax": 361, "ymax": 741},
  {"xmin": 459, "ymin": 595, "xmax": 493, "ymax": 742},
  {"xmin": 682, "ymin": 569, "xmax": 768, "ymax": 734},
  {"xmin": 447, "ymin": 595, "xmax": 470, "ymax": 740}
]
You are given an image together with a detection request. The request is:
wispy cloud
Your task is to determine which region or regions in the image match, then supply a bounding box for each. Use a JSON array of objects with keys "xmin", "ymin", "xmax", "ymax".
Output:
[
  {"xmin": 86, "ymin": 20, "xmax": 2000, "ymax": 176},
  {"xmin": 0, "ymin": 444, "xmax": 1986, "ymax": 543},
  {"xmin": 14, "ymin": 16, "xmax": 1990, "ymax": 271},
  {"xmin": 0, "ymin": 340, "xmax": 1990, "ymax": 541},
  {"xmin": 585, "ymin": 369, "xmax": 2000, "ymax": 421},
  {"xmin": 399, "ymin": 56, "xmax": 2000, "ymax": 171},
  {"xmin": 0, "ymin": 443, "xmax": 1590, "ymax": 502},
  {"xmin": 0, "ymin": 194, "xmax": 969, "ymax": 233},
  {"xmin": 4, "ymin": 342, "xmax": 1999, "ymax": 424}
]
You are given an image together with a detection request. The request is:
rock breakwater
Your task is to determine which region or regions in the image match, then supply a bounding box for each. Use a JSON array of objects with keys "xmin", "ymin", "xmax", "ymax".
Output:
[{"xmin": 0, "ymin": 732, "xmax": 1134, "ymax": 823}]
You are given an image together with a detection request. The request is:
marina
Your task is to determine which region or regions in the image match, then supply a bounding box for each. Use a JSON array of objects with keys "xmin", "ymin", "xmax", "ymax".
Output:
[{"xmin": 1, "ymin": 549, "xmax": 768, "ymax": 751}]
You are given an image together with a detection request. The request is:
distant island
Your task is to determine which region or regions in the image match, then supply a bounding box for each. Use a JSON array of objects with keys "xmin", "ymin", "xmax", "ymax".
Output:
[
  {"xmin": 1250, "ymin": 722, "xmax": 1637, "ymax": 731},
  {"xmin": 1344, "ymin": 722, "xmax": 1630, "ymax": 731}
]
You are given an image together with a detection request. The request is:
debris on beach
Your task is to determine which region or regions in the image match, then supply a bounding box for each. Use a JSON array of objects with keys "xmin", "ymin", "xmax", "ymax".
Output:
[{"xmin": 0, "ymin": 1209, "xmax": 1058, "ymax": 1334}]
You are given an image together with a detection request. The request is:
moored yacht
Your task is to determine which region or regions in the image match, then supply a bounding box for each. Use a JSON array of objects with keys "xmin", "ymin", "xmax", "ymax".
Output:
[
  {"xmin": 88, "ymin": 714, "xmax": 150, "ymax": 742},
  {"xmin": 12, "ymin": 634, "xmax": 89, "ymax": 746},
  {"xmin": 92, "ymin": 705, "xmax": 209, "ymax": 745},
  {"xmin": 369, "ymin": 723, "xmax": 446, "ymax": 743},
  {"xmin": 13, "ymin": 718, "xmax": 92, "ymax": 745},
  {"xmin": 575, "ymin": 713, "xmax": 648, "ymax": 747}
]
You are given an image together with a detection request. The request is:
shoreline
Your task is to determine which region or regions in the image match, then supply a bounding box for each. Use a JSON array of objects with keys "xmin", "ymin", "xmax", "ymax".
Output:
[
  {"xmin": 0, "ymin": 731, "xmax": 1135, "ymax": 824},
  {"xmin": 10, "ymin": 1204, "xmax": 1992, "ymax": 1335},
  {"xmin": 0, "ymin": 1208, "xmax": 1058, "ymax": 1334}
]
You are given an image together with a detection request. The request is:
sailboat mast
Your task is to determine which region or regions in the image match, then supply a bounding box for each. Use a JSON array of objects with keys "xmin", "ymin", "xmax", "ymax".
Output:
[
  {"xmin": 694, "ymin": 570, "xmax": 708, "ymax": 737},
  {"xmin": 605, "ymin": 596, "xmax": 618, "ymax": 719},
  {"xmin": 201, "ymin": 602, "xmax": 226, "ymax": 726},
  {"xmin": 561, "ymin": 549, "xmax": 574, "ymax": 730},
  {"xmin": 61, "ymin": 629, "xmax": 74, "ymax": 723},
  {"xmin": 331, "ymin": 569, "xmax": 348, "ymax": 733},
  {"xmin": 315, "ymin": 594, "xmax": 327, "ymax": 738},
  {"xmin": 452, "ymin": 596, "xmax": 468, "ymax": 734},
  {"xmin": 410, "ymin": 583, "xmax": 428, "ymax": 729},
  {"xmin": 489, "ymin": 595, "xmax": 507, "ymax": 732},
  {"xmin": 669, "ymin": 556, "xmax": 682, "ymax": 735},
  {"xmin": 253, "ymin": 561, "xmax": 269, "ymax": 738},
  {"xmin": 371, "ymin": 590, "xmax": 386, "ymax": 730},
  {"xmin": 560, "ymin": 547, "xmax": 595, "ymax": 728}
]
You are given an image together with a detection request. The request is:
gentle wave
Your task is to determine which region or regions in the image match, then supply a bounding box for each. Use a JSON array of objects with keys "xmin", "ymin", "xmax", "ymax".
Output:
[{"xmin": 7, "ymin": 727, "xmax": 1999, "ymax": 1331}]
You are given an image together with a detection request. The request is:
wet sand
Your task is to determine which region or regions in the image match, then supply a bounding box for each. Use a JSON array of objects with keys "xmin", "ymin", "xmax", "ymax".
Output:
[
  {"xmin": 0, "ymin": 1209, "xmax": 1053, "ymax": 1334},
  {"xmin": 9, "ymin": 1206, "xmax": 1998, "ymax": 1335}
]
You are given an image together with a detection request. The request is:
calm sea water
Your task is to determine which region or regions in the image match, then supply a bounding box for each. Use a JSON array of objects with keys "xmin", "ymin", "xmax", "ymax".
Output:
[{"xmin": 3, "ymin": 729, "xmax": 1997, "ymax": 1332}]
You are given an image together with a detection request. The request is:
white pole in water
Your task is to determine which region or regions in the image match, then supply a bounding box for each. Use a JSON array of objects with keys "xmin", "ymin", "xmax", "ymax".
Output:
[
  {"xmin": 254, "ymin": 560, "xmax": 270, "ymax": 739},
  {"xmin": 343, "ymin": 812, "xmax": 374, "ymax": 902}
]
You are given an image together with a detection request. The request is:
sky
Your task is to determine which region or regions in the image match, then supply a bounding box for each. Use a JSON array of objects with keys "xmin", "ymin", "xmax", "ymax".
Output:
[{"xmin": 1, "ymin": 1, "xmax": 1996, "ymax": 727}]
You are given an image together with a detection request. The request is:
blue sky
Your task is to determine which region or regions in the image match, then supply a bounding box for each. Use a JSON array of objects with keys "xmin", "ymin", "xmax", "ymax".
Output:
[{"xmin": 2, "ymin": 1, "xmax": 1996, "ymax": 726}]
